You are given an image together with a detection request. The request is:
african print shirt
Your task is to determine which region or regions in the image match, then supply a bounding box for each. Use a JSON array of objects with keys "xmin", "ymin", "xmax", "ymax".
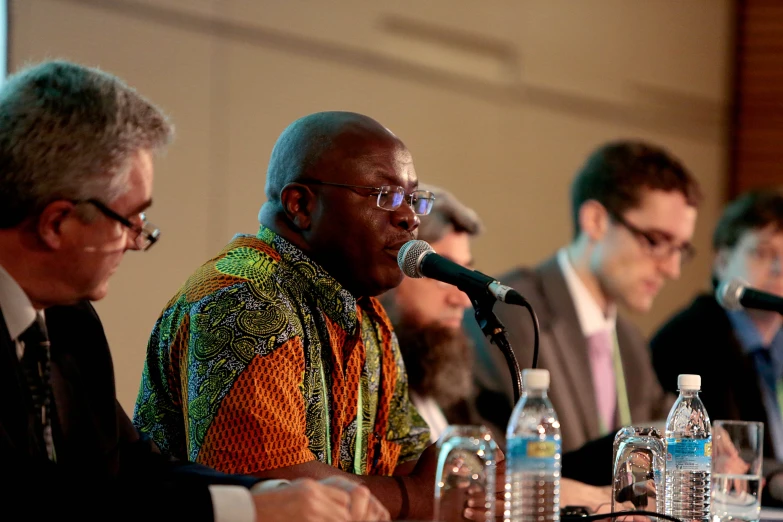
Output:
[{"xmin": 132, "ymin": 224, "xmax": 430, "ymax": 476}]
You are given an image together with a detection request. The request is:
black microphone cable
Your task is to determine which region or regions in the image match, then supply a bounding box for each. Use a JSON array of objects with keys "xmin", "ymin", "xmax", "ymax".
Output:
[
  {"xmin": 562, "ymin": 510, "xmax": 683, "ymax": 522},
  {"xmin": 516, "ymin": 297, "xmax": 540, "ymax": 370}
]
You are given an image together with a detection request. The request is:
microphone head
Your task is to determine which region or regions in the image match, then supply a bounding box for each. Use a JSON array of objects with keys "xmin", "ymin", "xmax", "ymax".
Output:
[
  {"xmin": 397, "ymin": 240, "xmax": 434, "ymax": 278},
  {"xmin": 716, "ymin": 277, "xmax": 748, "ymax": 311}
]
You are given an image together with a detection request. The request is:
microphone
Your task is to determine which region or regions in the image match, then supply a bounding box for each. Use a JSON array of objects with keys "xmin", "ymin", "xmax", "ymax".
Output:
[
  {"xmin": 397, "ymin": 240, "xmax": 527, "ymax": 305},
  {"xmin": 716, "ymin": 277, "xmax": 783, "ymax": 314},
  {"xmin": 397, "ymin": 239, "xmax": 541, "ymax": 399}
]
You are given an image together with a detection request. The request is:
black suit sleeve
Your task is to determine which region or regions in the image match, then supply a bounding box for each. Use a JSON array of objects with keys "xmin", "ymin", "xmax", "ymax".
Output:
[
  {"xmin": 0, "ymin": 301, "xmax": 263, "ymax": 522},
  {"xmin": 5, "ymin": 402, "xmax": 266, "ymax": 522},
  {"xmin": 561, "ymin": 432, "xmax": 615, "ymax": 486},
  {"xmin": 6, "ymin": 450, "xmax": 216, "ymax": 521}
]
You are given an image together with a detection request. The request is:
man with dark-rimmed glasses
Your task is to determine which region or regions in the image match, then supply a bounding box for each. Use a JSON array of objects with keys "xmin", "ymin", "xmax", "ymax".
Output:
[
  {"xmin": 468, "ymin": 140, "xmax": 702, "ymax": 487},
  {"xmin": 134, "ymin": 111, "xmax": 474, "ymax": 521}
]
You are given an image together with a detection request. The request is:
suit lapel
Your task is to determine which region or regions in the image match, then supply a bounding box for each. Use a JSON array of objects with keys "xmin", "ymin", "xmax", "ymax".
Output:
[
  {"xmin": 0, "ymin": 306, "xmax": 34, "ymax": 454},
  {"xmin": 537, "ymin": 259, "xmax": 601, "ymax": 438},
  {"xmin": 44, "ymin": 302, "xmax": 123, "ymax": 471},
  {"xmin": 44, "ymin": 306, "xmax": 83, "ymax": 464}
]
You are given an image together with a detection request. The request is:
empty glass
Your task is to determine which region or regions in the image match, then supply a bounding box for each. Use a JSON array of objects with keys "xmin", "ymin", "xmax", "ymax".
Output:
[
  {"xmin": 434, "ymin": 425, "xmax": 498, "ymax": 522},
  {"xmin": 711, "ymin": 420, "xmax": 764, "ymax": 522},
  {"xmin": 612, "ymin": 426, "xmax": 666, "ymax": 519}
]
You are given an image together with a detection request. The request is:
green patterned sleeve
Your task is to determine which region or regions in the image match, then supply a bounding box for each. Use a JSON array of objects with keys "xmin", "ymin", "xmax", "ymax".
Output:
[
  {"xmin": 388, "ymin": 331, "xmax": 432, "ymax": 464},
  {"xmin": 133, "ymin": 300, "xmax": 190, "ymax": 459}
]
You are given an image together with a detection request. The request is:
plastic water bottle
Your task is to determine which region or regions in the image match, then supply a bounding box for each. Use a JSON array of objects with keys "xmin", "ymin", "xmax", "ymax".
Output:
[
  {"xmin": 665, "ymin": 374, "xmax": 712, "ymax": 522},
  {"xmin": 505, "ymin": 369, "xmax": 561, "ymax": 522}
]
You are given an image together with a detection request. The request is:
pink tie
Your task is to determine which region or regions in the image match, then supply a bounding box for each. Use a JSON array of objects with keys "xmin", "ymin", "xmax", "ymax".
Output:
[{"xmin": 586, "ymin": 329, "xmax": 616, "ymax": 431}]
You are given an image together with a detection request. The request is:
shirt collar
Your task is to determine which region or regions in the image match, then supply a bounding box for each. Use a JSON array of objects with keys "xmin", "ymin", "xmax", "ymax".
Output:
[
  {"xmin": 727, "ymin": 309, "xmax": 783, "ymax": 354},
  {"xmin": 556, "ymin": 248, "xmax": 617, "ymax": 337},
  {"xmin": 0, "ymin": 263, "xmax": 38, "ymax": 341},
  {"xmin": 256, "ymin": 224, "xmax": 360, "ymax": 334}
]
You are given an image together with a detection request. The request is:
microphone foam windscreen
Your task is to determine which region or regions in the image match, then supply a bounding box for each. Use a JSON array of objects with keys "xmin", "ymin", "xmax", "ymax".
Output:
[
  {"xmin": 397, "ymin": 240, "xmax": 433, "ymax": 278},
  {"xmin": 715, "ymin": 277, "xmax": 746, "ymax": 311}
]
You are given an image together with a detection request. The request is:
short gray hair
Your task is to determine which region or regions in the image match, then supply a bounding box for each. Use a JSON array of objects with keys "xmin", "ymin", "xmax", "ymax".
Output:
[
  {"xmin": 417, "ymin": 183, "xmax": 483, "ymax": 243},
  {"xmin": 0, "ymin": 60, "xmax": 173, "ymax": 228}
]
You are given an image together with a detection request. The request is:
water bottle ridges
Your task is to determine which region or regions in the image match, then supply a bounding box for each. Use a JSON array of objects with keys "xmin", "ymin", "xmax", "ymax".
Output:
[
  {"xmin": 664, "ymin": 376, "xmax": 712, "ymax": 522},
  {"xmin": 505, "ymin": 372, "xmax": 561, "ymax": 522}
]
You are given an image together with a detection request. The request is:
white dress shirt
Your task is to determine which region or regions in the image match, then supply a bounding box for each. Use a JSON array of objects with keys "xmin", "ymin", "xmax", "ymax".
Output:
[
  {"xmin": 410, "ymin": 392, "xmax": 449, "ymax": 443},
  {"xmin": 556, "ymin": 248, "xmax": 617, "ymax": 337},
  {"xmin": 0, "ymin": 263, "xmax": 285, "ymax": 522}
]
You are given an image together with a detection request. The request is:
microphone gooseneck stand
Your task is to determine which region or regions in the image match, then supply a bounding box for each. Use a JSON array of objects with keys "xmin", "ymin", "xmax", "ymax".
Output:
[{"xmin": 470, "ymin": 290, "xmax": 540, "ymax": 406}]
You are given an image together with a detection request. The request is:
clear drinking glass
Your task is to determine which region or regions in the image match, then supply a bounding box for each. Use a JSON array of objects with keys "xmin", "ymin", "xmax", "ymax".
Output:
[
  {"xmin": 434, "ymin": 425, "xmax": 498, "ymax": 522},
  {"xmin": 612, "ymin": 426, "xmax": 667, "ymax": 520},
  {"xmin": 711, "ymin": 420, "xmax": 764, "ymax": 522}
]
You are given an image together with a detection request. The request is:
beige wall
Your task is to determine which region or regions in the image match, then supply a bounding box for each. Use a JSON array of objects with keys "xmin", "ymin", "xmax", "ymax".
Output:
[{"xmin": 11, "ymin": 0, "xmax": 734, "ymax": 412}]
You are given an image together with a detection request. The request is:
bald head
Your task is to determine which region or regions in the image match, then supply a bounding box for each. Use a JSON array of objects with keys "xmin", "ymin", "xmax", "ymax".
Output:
[
  {"xmin": 259, "ymin": 111, "xmax": 419, "ymax": 298},
  {"xmin": 265, "ymin": 111, "xmax": 402, "ymax": 203}
]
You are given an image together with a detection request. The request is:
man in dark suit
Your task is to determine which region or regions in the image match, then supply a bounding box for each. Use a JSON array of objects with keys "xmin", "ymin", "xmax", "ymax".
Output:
[
  {"xmin": 0, "ymin": 60, "xmax": 381, "ymax": 522},
  {"xmin": 470, "ymin": 141, "xmax": 701, "ymax": 484},
  {"xmin": 651, "ymin": 188, "xmax": 783, "ymax": 504}
]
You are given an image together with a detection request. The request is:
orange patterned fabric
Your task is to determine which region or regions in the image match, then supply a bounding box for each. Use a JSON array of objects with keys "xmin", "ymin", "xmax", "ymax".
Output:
[
  {"xmin": 197, "ymin": 338, "xmax": 312, "ymax": 474},
  {"xmin": 134, "ymin": 225, "xmax": 430, "ymax": 475}
]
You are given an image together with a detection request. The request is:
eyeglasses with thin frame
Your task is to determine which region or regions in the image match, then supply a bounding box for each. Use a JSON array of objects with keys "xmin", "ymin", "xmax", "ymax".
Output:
[
  {"xmin": 76, "ymin": 198, "xmax": 160, "ymax": 251},
  {"xmin": 610, "ymin": 212, "xmax": 696, "ymax": 265},
  {"xmin": 299, "ymin": 180, "xmax": 435, "ymax": 216}
]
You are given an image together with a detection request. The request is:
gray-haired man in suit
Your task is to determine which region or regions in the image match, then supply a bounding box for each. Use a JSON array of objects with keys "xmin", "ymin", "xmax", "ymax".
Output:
[{"xmin": 470, "ymin": 141, "xmax": 701, "ymax": 483}]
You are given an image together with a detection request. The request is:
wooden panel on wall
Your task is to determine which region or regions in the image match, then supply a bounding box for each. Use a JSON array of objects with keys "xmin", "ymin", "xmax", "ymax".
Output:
[{"xmin": 731, "ymin": 0, "xmax": 783, "ymax": 196}]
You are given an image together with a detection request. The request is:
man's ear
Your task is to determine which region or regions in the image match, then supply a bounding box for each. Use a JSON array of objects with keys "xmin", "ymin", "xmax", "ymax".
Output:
[
  {"xmin": 578, "ymin": 200, "xmax": 610, "ymax": 242},
  {"xmin": 36, "ymin": 201, "xmax": 77, "ymax": 249},
  {"xmin": 280, "ymin": 183, "xmax": 315, "ymax": 231}
]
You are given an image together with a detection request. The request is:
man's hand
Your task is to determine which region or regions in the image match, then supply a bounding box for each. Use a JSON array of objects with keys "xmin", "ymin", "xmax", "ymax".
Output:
[
  {"xmin": 561, "ymin": 479, "xmax": 651, "ymax": 522},
  {"xmin": 560, "ymin": 478, "xmax": 614, "ymax": 514},
  {"xmin": 320, "ymin": 476, "xmax": 391, "ymax": 521},
  {"xmin": 441, "ymin": 447, "xmax": 505, "ymax": 521},
  {"xmin": 252, "ymin": 478, "xmax": 353, "ymax": 522}
]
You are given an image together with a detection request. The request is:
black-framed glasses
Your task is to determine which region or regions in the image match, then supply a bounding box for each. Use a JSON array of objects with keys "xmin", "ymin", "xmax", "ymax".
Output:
[
  {"xmin": 300, "ymin": 180, "xmax": 435, "ymax": 216},
  {"xmin": 610, "ymin": 212, "xmax": 695, "ymax": 264},
  {"xmin": 77, "ymin": 198, "xmax": 160, "ymax": 251}
]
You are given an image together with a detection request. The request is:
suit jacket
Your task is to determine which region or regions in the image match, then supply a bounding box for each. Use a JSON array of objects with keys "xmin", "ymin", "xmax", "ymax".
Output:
[
  {"xmin": 469, "ymin": 256, "xmax": 671, "ymax": 454},
  {"xmin": 0, "ymin": 300, "xmax": 258, "ymax": 521}
]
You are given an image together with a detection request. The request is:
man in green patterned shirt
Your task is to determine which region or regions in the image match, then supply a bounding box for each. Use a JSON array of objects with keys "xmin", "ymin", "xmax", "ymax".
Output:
[{"xmin": 134, "ymin": 112, "xmax": 449, "ymax": 520}]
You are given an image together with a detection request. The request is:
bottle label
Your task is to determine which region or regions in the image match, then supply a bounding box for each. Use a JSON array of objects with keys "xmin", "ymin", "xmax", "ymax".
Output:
[
  {"xmin": 507, "ymin": 436, "xmax": 561, "ymax": 472},
  {"xmin": 665, "ymin": 437, "xmax": 712, "ymax": 472}
]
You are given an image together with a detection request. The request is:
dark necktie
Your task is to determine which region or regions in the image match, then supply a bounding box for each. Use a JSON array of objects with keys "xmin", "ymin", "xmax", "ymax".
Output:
[{"xmin": 19, "ymin": 314, "xmax": 56, "ymax": 461}]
